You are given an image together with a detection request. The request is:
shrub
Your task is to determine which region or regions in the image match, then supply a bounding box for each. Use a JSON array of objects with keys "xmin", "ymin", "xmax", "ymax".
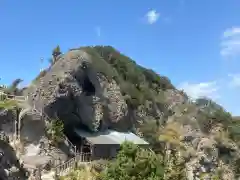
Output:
[
  {"xmin": 99, "ymin": 141, "xmax": 164, "ymax": 180},
  {"xmin": 80, "ymin": 47, "xmax": 119, "ymax": 82},
  {"xmin": 46, "ymin": 119, "xmax": 64, "ymax": 145}
]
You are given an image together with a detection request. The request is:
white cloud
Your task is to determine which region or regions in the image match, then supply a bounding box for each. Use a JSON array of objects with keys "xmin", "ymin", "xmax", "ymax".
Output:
[
  {"xmin": 221, "ymin": 27, "xmax": 240, "ymax": 58},
  {"xmin": 228, "ymin": 74, "xmax": 240, "ymax": 87},
  {"xmin": 95, "ymin": 26, "xmax": 101, "ymax": 37},
  {"xmin": 145, "ymin": 10, "xmax": 160, "ymax": 24},
  {"xmin": 178, "ymin": 81, "xmax": 219, "ymax": 100}
]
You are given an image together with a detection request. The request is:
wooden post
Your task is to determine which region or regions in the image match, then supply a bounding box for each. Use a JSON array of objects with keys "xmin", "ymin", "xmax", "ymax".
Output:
[
  {"xmin": 37, "ymin": 167, "xmax": 42, "ymax": 180},
  {"xmin": 80, "ymin": 145, "xmax": 83, "ymax": 154},
  {"xmin": 90, "ymin": 142, "xmax": 94, "ymax": 161},
  {"xmin": 75, "ymin": 145, "xmax": 77, "ymax": 156},
  {"xmin": 16, "ymin": 108, "xmax": 20, "ymax": 140},
  {"xmin": 14, "ymin": 115, "xmax": 18, "ymax": 141}
]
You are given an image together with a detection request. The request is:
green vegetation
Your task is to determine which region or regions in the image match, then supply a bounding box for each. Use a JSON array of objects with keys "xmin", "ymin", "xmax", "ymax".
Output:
[
  {"xmin": 62, "ymin": 120, "xmax": 191, "ymax": 180},
  {"xmin": 51, "ymin": 45, "xmax": 62, "ymax": 65},
  {"xmin": 0, "ymin": 99, "xmax": 18, "ymax": 110},
  {"xmin": 61, "ymin": 141, "xmax": 188, "ymax": 180},
  {"xmin": 79, "ymin": 46, "xmax": 174, "ymax": 108},
  {"xmin": 0, "ymin": 80, "xmax": 21, "ymax": 109},
  {"xmin": 62, "ymin": 111, "xmax": 240, "ymax": 179},
  {"xmin": 34, "ymin": 45, "xmax": 173, "ymax": 108},
  {"xmin": 99, "ymin": 142, "xmax": 165, "ymax": 180},
  {"xmin": 1, "ymin": 78, "xmax": 23, "ymax": 95},
  {"xmin": 31, "ymin": 45, "xmax": 240, "ymax": 179},
  {"xmin": 59, "ymin": 166, "xmax": 98, "ymax": 180},
  {"xmin": 80, "ymin": 47, "xmax": 119, "ymax": 81},
  {"xmin": 46, "ymin": 119, "xmax": 64, "ymax": 145}
]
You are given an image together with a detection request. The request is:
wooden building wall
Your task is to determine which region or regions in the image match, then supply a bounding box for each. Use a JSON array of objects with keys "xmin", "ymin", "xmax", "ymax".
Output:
[{"xmin": 91, "ymin": 144, "xmax": 120, "ymax": 160}]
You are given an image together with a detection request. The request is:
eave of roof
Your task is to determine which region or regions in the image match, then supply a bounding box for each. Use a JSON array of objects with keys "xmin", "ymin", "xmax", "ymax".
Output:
[{"xmin": 74, "ymin": 128, "xmax": 149, "ymax": 145}]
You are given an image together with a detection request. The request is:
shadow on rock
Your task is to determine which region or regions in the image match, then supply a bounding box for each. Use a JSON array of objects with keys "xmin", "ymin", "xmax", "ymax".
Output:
[{"xmin": 0, "ymin": 140, "xmax": 20, "ymax": 169}]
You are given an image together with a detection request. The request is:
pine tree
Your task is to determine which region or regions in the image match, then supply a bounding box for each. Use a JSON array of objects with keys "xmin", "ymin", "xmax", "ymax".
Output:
[{"xmin": 52, "ymin": 45, "xmax": 62, "ymax": 64}]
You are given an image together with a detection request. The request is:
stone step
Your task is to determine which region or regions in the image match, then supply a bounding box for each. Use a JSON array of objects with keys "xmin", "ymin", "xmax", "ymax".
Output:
[{"xmin": 41, "ymin": 171, "xmax": 55, "ymax": 180}]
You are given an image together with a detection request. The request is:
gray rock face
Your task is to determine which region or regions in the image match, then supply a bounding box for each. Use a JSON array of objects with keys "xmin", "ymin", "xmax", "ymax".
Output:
[
  {"xmin": 0, "ymin": 138, "xmax": 25, "ymax": 180},
  {"xmin": 26, "ymin": 49, "xmax": 128, "ymax": 132},
  {"xmin": 0, "ymin": 108, "xmax": 16, "ymax": 135},
  {"xmin": 0, "ymin": 49, "xmax": 130, "ymax": 178},
  {"xmin": 1, "ymin": 47, "xmax": 239, "ymax": 179}
]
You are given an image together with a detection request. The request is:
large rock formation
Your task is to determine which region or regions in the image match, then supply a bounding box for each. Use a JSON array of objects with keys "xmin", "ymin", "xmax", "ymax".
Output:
[
  {"xmin": 25, "ymin": 49, "xmax": 128, "ymax": 132},
  {"xmin": 0, "ymin": 46, "xmax": 239, "ymax": 179}
]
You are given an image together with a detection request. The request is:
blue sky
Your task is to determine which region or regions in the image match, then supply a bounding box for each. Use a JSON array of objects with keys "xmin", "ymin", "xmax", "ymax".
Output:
[{"xmin": 0, "ymin": 0, "xmax": 240, "ymax": 115}]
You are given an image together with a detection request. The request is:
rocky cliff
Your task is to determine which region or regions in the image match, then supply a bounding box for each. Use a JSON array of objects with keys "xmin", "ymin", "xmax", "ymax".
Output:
[
  {"xmin": 0, "ymin": 45, "xmax": 240, "ymax": 179},
  {"xmin": 24, "ymin": 49, "xmax": 129, "ymax": 134}
]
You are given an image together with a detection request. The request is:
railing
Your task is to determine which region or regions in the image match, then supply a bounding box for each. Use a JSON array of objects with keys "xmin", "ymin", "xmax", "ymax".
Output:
[
  {"xmin": 54, "ymin": 153, "xmax": 91, "ymax": 176},
  {"xmin": 55, "ymin": 116, "xmax": 77, "ymax": 156},
  {"xmin": 14, "ymin": 95, "xmax": 26, "ymax": 101},
  {"xmin": 54, "ymin": 156, "xmax": 76, "ymax": 176},
  {"xmin": 76, "ymin": 152, "xmax": 91, "ymax": 162},
  {"xmin": 37, "ymin": 109, "xmax": 77, "ymax": 156},
  {"xmin": 63, "ymin": 135, "xmax": 77, "ymax": 155},
  {"xmin": 0, "ymin": 92, "xmax": 7, "ymax": 101},
  {"xmin": 49, "ymin": 112, "xmax": 77, "ymax": 156},
  {"xmin": 0, "ymin": 92, "xmax": 25, "ymax": 101}
]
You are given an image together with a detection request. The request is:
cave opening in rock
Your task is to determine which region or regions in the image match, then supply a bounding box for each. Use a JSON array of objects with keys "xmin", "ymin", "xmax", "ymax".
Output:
[
  {"xmin": 63, "ymin": 124, "xmax": 92, "ymax": 154},
  {"xmin": 59, "ymin": 83, "xmax": 65, "ymax": 89},
  {"xmin": 64, "ymin": 124, "xmax": 81, "ymax": 145},
  {"xmin": 82, "ymin": 76, "xmax": 95, "ymax": 96}
]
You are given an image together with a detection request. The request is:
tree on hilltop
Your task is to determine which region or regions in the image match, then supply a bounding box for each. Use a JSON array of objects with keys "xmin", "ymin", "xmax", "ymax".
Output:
[{"xmin": 51, "ymin": 45, "xmax": 62, "ymax": 65}]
